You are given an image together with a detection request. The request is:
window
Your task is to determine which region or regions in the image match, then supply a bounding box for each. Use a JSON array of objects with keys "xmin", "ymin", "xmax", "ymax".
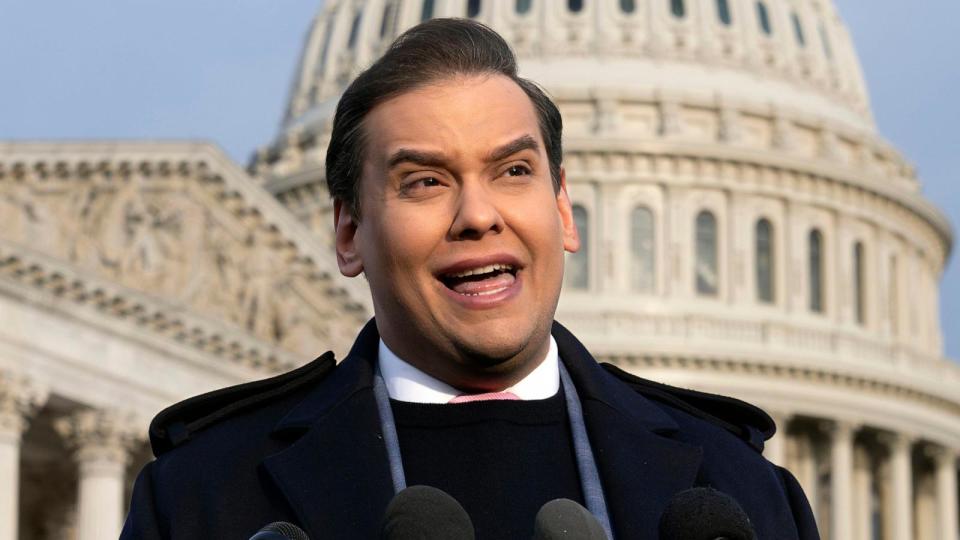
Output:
[
  {"xmin": 671, "ymin": 0, "xmax": 686, "ymax": 19},
  {"xmin": 467, "ymin": 0, "xmax": 481, "ymax": 18},
  {"xmin": 818, "ymin": 23, "xmax": 833, "ymax": 58},
  {"xmin": 888, "ymin": 255, "xmax": 899, "ymax": 336},
  {"xmin": 809, "ymin": 229, "xmax": 824, "ymax": 313},
  {"xmin": 566, "ymin": 205, "xmax": 589, "ymax": 289},
  {"xmin": 853, "ymin": 242, "xmax": 866, "ymax": 325},
  {"xmin": 568, "ymin": 0, "xmax": 583, "ymax": 13},
  {"xmin": 379, "ymin": 3, "xmax": 395, "ymax": 38},
  {"xmin": 792, "ymin": 13, "xmax": 806, "ymax": 47},
  {"xmin": 620, "ymin": 0, "xmax": 636, "ymax": 14},
  {"xmin": 347, "ymin": 12, "xmax": 363, "ymax": 49},
  {"xmin": 516, "ymin": 0, "xmax": 532, "ymax": 14},
  {"xmin": 716, "ymin": 0, "xmax": 732, "ymax": 26},
  {"xmin": 756, "ymin": 218, "xmax": 774, "ymax": 303},
  {"xmin": 318, "ymin": 15, "xmax": 337, "ymax": 73},
  {"xmin": 756, "ymin": 1, "xmax": 772, "ymax": 35},
  {"xmin": 421, "ymin": 0, "xmax": 435, "ymax": 21},
  {"xmin": 695, "ymin": 211, "xmax": 718, "ymax": 296},
  {"xmin": 631, "ymin": 207, "xmax": 655, "ymax": 293}
]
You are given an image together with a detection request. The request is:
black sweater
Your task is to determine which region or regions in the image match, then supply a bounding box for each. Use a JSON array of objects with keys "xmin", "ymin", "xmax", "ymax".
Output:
[{"xmin": 391, "ymin": 390, "xmax": 584, "ymax": 539}]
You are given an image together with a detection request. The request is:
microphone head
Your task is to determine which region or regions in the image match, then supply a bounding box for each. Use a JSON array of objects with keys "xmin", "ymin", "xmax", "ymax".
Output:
[
  {"xmin": 658, "ymin": 487, "xmax": 756, "ymax": 540},
  {"xmin": 533, "ymin": 499, "xmax": 608, "ymax": 540},
  {"xmin": 381, "ymin": 485, "xmax": 475, "ymax": 540},
  {"xmin": 250, "ymin": 521, "xmax": 310, "ymax": 540}
]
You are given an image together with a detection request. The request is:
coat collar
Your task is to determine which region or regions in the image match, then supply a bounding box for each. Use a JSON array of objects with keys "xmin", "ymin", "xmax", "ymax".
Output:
[
  {"xmin": 551, "ymin": 321, "xmax": 703, "ymax": 539},
  {"xmin": 263, "ymin": 319, "xmax": 703, "ymax": 540}
]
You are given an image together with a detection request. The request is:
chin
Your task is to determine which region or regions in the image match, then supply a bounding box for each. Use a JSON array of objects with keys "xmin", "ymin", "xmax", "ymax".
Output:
[{"xmin": 448, "ymin": 321, "xmax": 544, "ymax": 370}]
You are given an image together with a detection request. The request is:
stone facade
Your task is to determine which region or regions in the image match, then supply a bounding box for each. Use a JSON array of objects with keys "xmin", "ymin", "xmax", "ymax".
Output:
[{"xmin": 1, "ymin": 1, "xmax": 957, "ymax": 539}]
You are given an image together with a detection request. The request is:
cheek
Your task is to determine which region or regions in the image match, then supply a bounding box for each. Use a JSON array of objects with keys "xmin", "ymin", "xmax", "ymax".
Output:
[{"xmin": 365, "ymin": 210, "xmax": 443, "ymax": 277}]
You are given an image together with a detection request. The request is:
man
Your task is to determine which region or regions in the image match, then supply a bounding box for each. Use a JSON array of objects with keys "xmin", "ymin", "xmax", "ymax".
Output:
[{"xmin": 122, "ymin": 19, "xmax": 818, "ymax": 539}]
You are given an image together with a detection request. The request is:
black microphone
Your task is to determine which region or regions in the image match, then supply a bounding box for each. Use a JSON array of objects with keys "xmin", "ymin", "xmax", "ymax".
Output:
[
  {"xmin": 249, "ymin": 521, "xmax": 310, "ymax": 540},
  {"xmin": 658, "ymin": 487, "xmax": 756, "ymax": 540},
  {"xmin": 380, "ymin": 485, "xmax": 475, "ymax": 539},
  {"xmin": 532, "ymin": 499, "xmax": 608, "ymax": 539}
]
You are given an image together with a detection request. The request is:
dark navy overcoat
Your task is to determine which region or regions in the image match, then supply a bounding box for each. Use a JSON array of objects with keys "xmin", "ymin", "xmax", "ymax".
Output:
[{"xmin": 121, "ymin": 320, "xmax": 819, "ymax": 539}]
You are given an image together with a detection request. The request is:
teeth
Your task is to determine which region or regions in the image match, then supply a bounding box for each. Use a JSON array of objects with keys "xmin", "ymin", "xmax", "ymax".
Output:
[{"xmin": 445, "ymin": 263, "xmax": 514, "ymax": 279}]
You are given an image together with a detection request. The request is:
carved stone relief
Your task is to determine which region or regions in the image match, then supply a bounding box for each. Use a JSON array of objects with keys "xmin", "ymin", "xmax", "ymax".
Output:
[{"xmin": 0, "ymin": 166, "xmax": 342, "ymax": 358}]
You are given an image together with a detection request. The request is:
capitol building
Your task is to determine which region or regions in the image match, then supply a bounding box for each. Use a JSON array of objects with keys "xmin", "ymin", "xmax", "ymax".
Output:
[{"xmin": 0, "ymin": 0, "xmax": 957, "ymax": 539}]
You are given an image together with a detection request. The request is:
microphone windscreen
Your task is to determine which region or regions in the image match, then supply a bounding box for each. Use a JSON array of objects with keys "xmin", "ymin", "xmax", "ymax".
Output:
[
  {"xmin": 250, "ymin": 521, "xmax": 310, "ymax": 540},
  {"xmin": 381, "ymin": 485, "xmax": 475, "ymax": 540},
  {"xmin": 658, "ymin": 487, "xmax": 756, "ymax": 540},
  {"xmin": 532, "ymin": 498, "xmax": 608, "ymax": 540}
]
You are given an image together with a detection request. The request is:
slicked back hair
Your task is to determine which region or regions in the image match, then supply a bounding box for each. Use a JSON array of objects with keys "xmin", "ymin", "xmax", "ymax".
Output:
[{"xmin": 325, "ymin": 18, "xmax": 563, "ymax": 219}]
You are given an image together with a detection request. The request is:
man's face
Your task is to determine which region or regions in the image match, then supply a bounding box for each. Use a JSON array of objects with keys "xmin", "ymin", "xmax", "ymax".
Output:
[{"xmin": 335, "ymin": 74, "xmax": 579, "ymax": 391}]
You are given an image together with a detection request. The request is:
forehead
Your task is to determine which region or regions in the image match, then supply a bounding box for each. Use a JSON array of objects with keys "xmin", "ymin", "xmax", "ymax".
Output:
[{"xmin": 362, "ymin": 74, "xmax": 544, "ymax": 164}]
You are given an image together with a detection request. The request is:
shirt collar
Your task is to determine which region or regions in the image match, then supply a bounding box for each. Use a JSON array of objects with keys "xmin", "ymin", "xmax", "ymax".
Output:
[{"xmin": 377, "ymin": 337, "xmax": 560, "ymax": 403}]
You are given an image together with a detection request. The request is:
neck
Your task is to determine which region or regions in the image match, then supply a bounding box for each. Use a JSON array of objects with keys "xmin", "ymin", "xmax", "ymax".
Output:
[{"xmin": 380, "ymin": 329, "xmax": 553, "ymax": 393}]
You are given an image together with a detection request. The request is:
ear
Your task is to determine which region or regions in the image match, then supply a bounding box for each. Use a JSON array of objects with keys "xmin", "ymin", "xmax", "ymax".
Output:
[
  {"xmin": 334, "ymin": 199, "xmax": 364, "ymax": 277},
  {"xmin": 556, "ymin": 168, "xmax": 580, "ymax": 253}
]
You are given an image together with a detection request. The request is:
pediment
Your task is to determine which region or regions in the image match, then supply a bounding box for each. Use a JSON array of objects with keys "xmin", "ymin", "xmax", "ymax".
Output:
[{"xmin": 0, "ymin": 142, "xmax": 369, "ymax": 368}]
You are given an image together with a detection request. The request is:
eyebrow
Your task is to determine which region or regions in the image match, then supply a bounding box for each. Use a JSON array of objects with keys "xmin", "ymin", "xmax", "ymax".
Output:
[
  {"xmin": 386, "ymin": 148, "xmax": 447, "ymax": 170},
  {"xmin": 385, "ymin": 134, "xmax": 540, "ymax": 170},
  {"xmin": 487, "ymin": 134, "xmax": 540, "ymax": 163}
]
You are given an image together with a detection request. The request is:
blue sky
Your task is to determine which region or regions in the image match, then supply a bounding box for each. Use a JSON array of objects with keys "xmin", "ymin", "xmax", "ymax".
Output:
[{"xmin": 1, "ymin": 1, "xmax": 957, "ymax": 358}]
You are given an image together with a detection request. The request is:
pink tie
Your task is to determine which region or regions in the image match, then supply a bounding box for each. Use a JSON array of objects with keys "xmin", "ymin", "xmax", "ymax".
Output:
[{"xmin": 448, "ymin": 391, "xmax": 520, "ymax": 404}]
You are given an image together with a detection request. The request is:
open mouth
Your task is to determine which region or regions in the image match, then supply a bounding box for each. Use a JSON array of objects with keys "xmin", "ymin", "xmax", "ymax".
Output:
[{"xmin": 439, "ymin": 263, "xmax": 518, "ymax": 296}]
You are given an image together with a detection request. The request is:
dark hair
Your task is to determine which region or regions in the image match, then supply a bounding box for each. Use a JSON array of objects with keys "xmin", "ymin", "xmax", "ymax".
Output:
[{"xmin": 325, "ymin": 18, "xmax": 563, "ymax": 219}]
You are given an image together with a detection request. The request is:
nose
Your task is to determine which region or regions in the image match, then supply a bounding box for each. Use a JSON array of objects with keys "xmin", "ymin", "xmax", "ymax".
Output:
[{"xmin": 449, "ymin": 181, "xmax": 505, "ymax": 240}]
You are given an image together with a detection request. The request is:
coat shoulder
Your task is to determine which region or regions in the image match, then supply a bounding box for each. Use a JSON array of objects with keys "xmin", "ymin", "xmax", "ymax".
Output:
[
  {"xmin": 148, "ymin": 352, "xmax": 337, "ymax": 457},
  {"xmin": 600, "ymin": 363, "xmax": 775, "ymax": 453}
]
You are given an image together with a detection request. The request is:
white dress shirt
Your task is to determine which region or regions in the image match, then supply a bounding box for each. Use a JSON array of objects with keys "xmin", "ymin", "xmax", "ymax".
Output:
[{"xmin": 377, "ymin": 337, "xmax": 560, "ymax": 403}]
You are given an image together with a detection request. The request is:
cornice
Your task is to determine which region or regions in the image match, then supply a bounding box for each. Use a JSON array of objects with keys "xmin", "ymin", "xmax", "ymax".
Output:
[
  {"xmin": 0, "ymin": 141, "xmax": 371, "ymax": 370},
  {"xmin": 604, "ymin": 350, "xmax": 960, "ymax": 422}
]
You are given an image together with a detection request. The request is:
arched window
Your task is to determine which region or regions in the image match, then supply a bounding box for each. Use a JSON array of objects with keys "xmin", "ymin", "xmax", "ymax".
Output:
[
  {"xmin": 818, "ymin": 22, "xmax": 833, "ymax": 58},
  {"xmin": 347, "ymin": 12, "xmax": 363, "ymax": 49},
  {"xmin": 566, "ymin": 205, "xmax": 589, "ymax": 290},
  {"xmin": 421, "ymin": 0, "xmax": 435, "ymax": 21},
  {"xmin": 792, "ymin": 13, "xmax": 806, "ymax": 47},
  {"xmin": 516, "ymin": 0, "xmax": 533, "ymax": 15},
  {"xmin": 809, "ymin": 229, "xmax": 824, "ymax": 313},
  {"xmin": 853, "ymin": 242, "xmax": 866, "ymax": 325},
  {"xmin": 671, "ymin": 0, "xmax": 686, "ymax": 19},
  {"xmin": 631, "ymin": 207, "xmax": 655, "ymax": 293},
  {"xmin": 620, "ymin": 0, "xmax": 636, "ymax": 14},
  {"xmin": 568, "ymin": 0, "xmax": 584, "ymax": 13},
  {"xmin": 379, "ymin": 3, "xmax": 396, "ymax": 38},
  {"xmin": 888, "ymin": 255, "xmax": 899, "ymax": 336},
  {"xmin": 467, "ymin": 0, "xmax": 481, "ymax": 18},
  {"xmin": 318, "ymin": 16, "xmax": 337, "ymax": 73},
  {"xmin": 716, "ymin": 0, "xmax": 732, "ymax": 26},
  {"xmin": 695, "ymin": 211, "xmax": 718, "ymax": 296},
  {"xmin": 756, "ymin": 1, "xmax": 772, "ymax": 35},
  {"xmin": 755, "ymin": 218, "xmax": 774, "ymax": 303}
]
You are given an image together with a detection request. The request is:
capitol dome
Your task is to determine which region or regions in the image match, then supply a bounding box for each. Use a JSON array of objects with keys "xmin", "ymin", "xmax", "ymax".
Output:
[{"xmin": 251, "ymin": 1, "xmax": 960, "ymax": 539}]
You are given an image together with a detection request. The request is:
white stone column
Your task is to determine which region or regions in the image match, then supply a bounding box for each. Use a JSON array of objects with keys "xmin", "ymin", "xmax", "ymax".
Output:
[
  {"xmin": 56, "ymin": 409, "xmax": 143, "ymax": 540},
  {"xmin": 829, "ymin": 421, "xmax": 855, "ymax": 540},
  {"xmin": 0, "ymin": 370, "xmax": 47, "ymax": 540},
  {"xmin": 794, "ymin": 432, "xmax": 819, "ymax": 520},
  {"xmin": 763, "ymin": 411, "xmax": 789, "ymax": 466},
  {"xmin": 852, "ymin": 444, "xmax": 873, "ymax": 540},
  {"xmin": 933, "ymin": 447, "xmax": 958, "ymax": 540},
  {"xmin": 886, "ymin": 433, "xmax": 914, "ymax": 540}
]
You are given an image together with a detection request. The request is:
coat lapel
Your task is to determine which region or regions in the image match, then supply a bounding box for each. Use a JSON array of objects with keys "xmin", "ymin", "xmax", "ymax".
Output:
[
  {"xmin": 262, "ymin": 320, "xmax": 704, "ymax": 539},
  {"xmin": 553, "ymin": 322, "xmax": 704, "ymax": 540},
  {"xmin": 261, "ymin": 321, "xmax": 394, "ymax": 539}
]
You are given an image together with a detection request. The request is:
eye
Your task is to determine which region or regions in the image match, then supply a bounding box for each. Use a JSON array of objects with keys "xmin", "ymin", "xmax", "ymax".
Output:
[
  {"xmin": 416, "ymin": 177, "xmax": 442, "ymax": 187},
  {"xmin": 504, "ymin": 164, "xmax": 532, "ymax": 177},
  {"xmin": 400, "ymin": 175, "xmax": 444, "ymax": 194}
]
